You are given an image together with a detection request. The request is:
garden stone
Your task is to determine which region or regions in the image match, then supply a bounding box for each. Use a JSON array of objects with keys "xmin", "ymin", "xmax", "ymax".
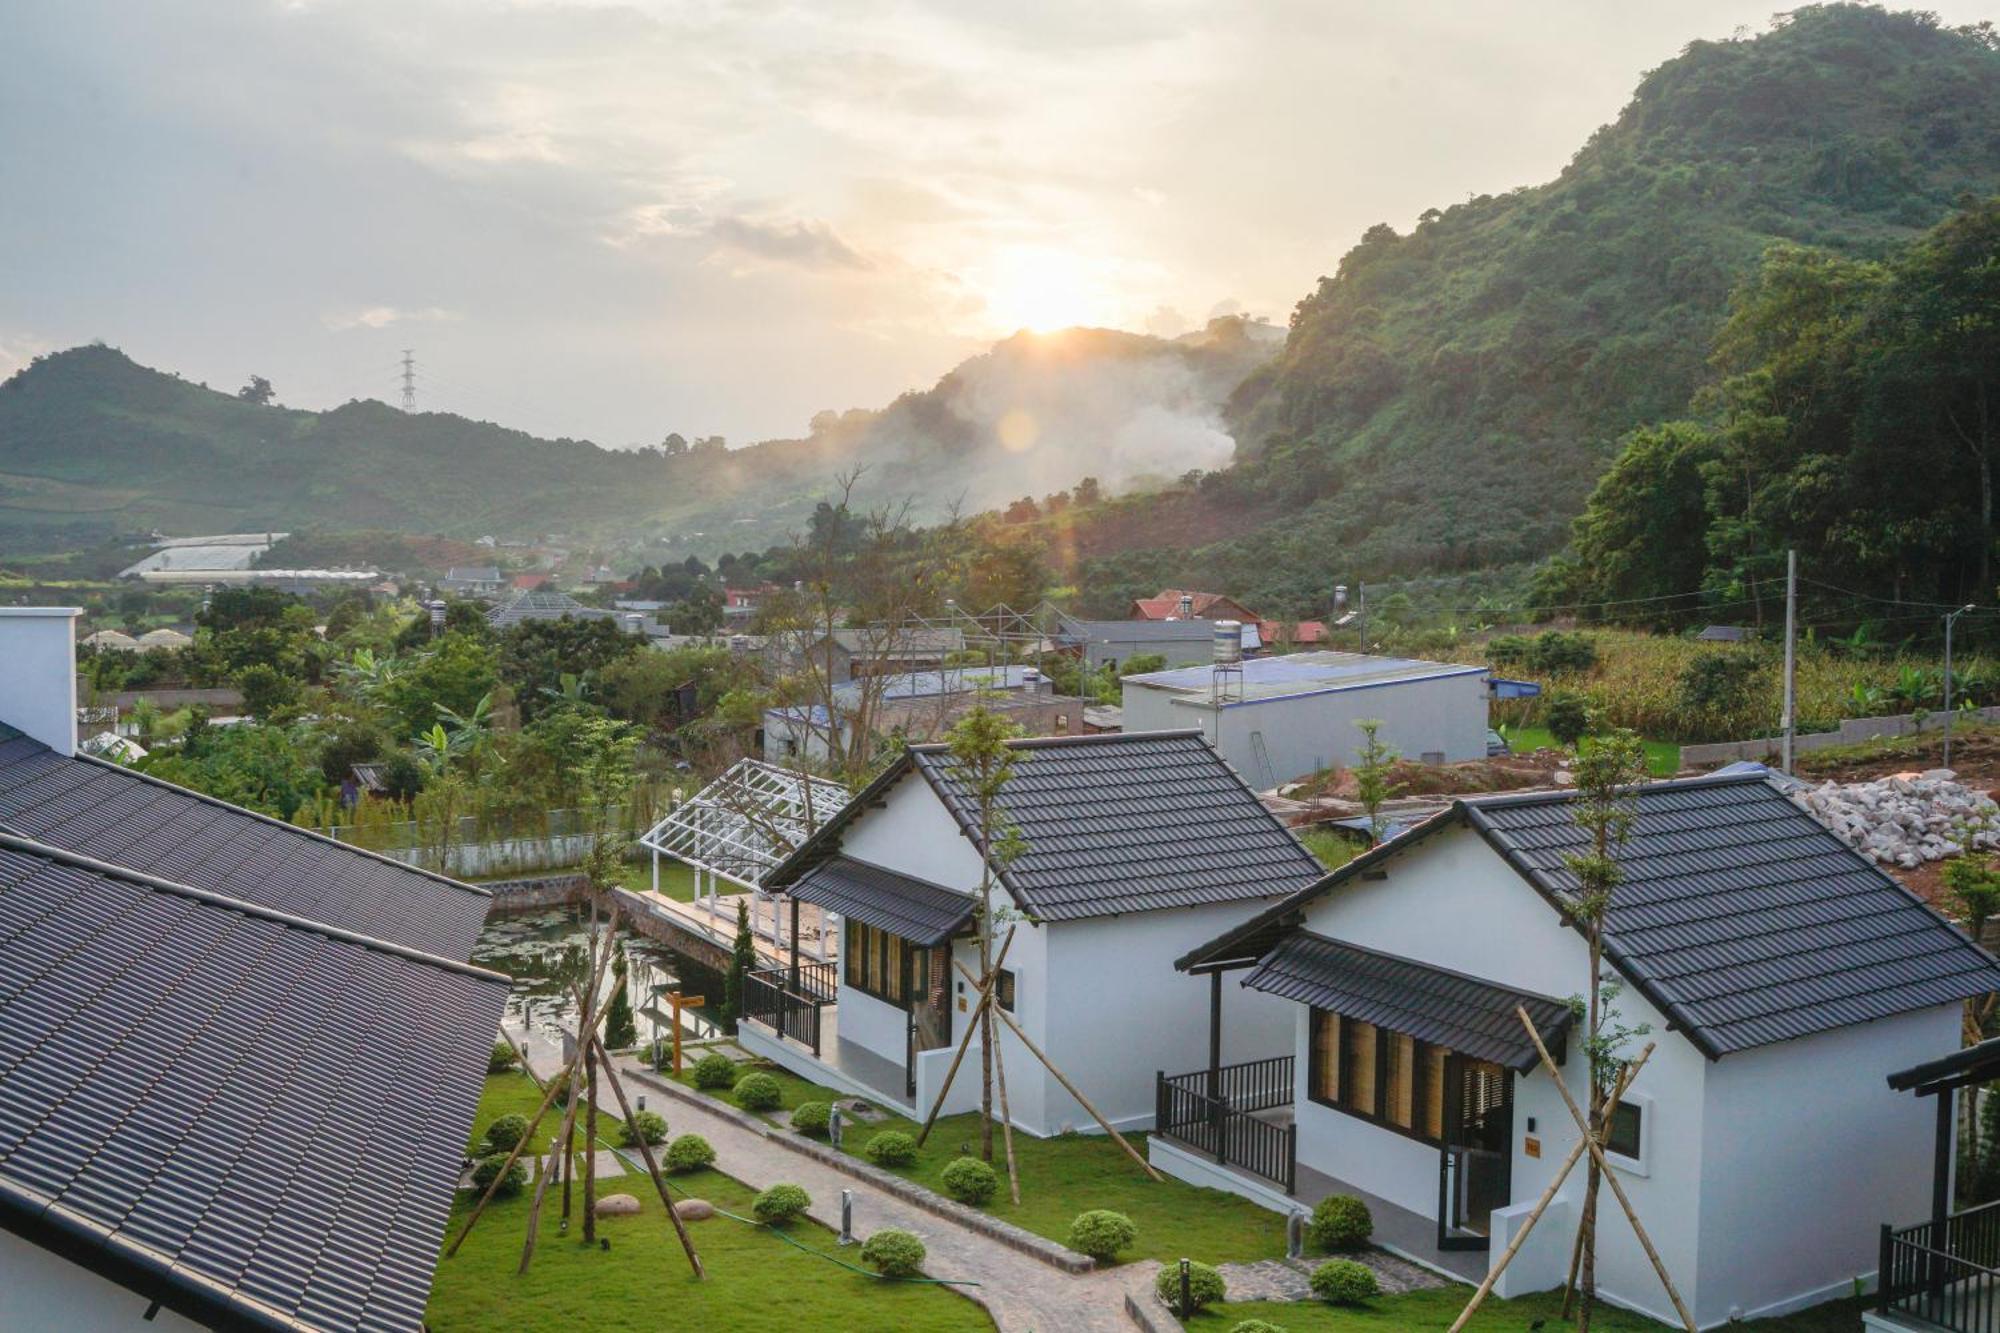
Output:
[
  {"xmin": 674, "ymin": 1198, "xmax": 714, "ymax": 1221},
  {"xmin": 594, "ymin": 1193, "xmax": 641, "ymax": 1217}
]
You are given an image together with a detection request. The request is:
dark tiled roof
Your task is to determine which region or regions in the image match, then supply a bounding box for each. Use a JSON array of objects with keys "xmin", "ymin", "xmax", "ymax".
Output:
[
  {"xmin": 1465, "ymin": 776, "xmax": 2000, "ymax": 1057},
  {"xmin": 910, "ymin": 731, "xmax": 1324, "ymax": 922},
  {"xmin": 1243, "ymin": 932, "xmax": 1573, "ymax": 1071},
  {"xmin": 0, "ymin": 835, "xmax": 509, "ymax": 1332},
  {"xmin": 0, "ymin": 730, "xmax": 490, "ymax": 958},
  {"xmin": 788, "ymin": 856, "xmax": 974, "ymax": 946}
]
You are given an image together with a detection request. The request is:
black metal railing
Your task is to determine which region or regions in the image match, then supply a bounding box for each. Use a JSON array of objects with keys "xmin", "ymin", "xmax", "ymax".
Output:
[
  {"xmin": 1880, "ymin": 1200, "xmax": 2000, "ymax": 1332},
  {"xmin": 742, "ymin": 965, "xmax": 832, "ymax": 1058},
  {"xmin": 1155, "ymin": 1056, "xmax": 1297, "ymax": 1194}
]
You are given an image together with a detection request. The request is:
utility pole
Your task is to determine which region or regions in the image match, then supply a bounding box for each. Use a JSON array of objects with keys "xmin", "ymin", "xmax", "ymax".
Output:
[
  {"xmin": 1945, "ymin": 603, "xmax": 1976, "ymax": 770},
  {"xmin": 1781, "ymin": 550, "xmax": 1797, "ymax": 774},
  {"xmin": 400, "ymin": 349, "xmax": 417, "ymax": 412}
]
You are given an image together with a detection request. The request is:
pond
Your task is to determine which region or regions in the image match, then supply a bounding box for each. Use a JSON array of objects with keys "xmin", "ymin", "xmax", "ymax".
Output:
[{"xmin": 474, "ymin": 905, "xmax": 728, "ymax": 1054}]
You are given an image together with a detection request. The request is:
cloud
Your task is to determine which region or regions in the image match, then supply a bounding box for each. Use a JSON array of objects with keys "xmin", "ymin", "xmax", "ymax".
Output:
[
  {"xmin": 706, "ymin": 216, "xmax": 872, "ymax": 272},
  {"xmin": 322, "ymin": 306, "xmax": 462, "ymax": 332}
]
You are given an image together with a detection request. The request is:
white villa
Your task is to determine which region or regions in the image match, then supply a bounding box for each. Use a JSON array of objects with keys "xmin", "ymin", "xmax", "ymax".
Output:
[
  {"xmin": 750, "ymin": 730, "xmax": 1327, "ymax": 1134},
  {"xmin": 1165, "ymin": 773, "xmax": 2000, "ymax": 1328}
]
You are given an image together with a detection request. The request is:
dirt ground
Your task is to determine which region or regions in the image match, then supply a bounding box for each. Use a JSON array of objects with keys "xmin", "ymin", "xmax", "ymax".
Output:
[{"xmin": 1290, "ymin": 750, "xmax": 1567, "ymax": 801}]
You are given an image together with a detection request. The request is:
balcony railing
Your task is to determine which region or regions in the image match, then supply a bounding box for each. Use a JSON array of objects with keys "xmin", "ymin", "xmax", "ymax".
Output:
[
  {"xmin": 1156, "ymin": 1056, "xmax": 1296, "ymax": 1194},
  {"xmin": 1881, "ymin": 1200, "xmax": 2000, "ymax": 1333},
  {"xmin": 743, "ymin": 963, "xmax": 835, "ymax": 1058}
]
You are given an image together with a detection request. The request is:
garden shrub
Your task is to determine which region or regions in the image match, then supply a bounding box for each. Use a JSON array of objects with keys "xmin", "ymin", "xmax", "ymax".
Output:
[
  {"xmin": 1153, "ymin": 1260, "xmax": 1226, "ymax": 1312},
  {"xmin": 864, "ymin": 1130, "xmax": 918, "ymax": 1167},
  {"xmin": 1543, "ymin": 690, "xmax": 1591, "ymax": 747},
  {"xmin": 752, "ymin": 1182, "xmax": 812, "ymax": 1225},
  {"xmin": 790, "ymin": 1100, "xmax": 832, "ymax": 1136},
  {"xmin": 691, "ymin": 1052, "xmax": 737, "ymax": 1090},
  {"xmin": 734, "ymin": 1071, "xmax": 783, "ymax": 1111},
  {"xmin": 481, "ymin": 1113, "xmax": 530, "ymax": 1154},
  {"xmin": 1310, "ymin": 1258, "xmax": 1379, "ymax": 1305},
  {"xmin": 620, "ymin": 1110, "xmax": 668, "ymax": 1146},
  {"xmin": 1068, "ymin": 1209, "xmax": 1137, "ymax": 1262},
  {"xmin": 487, "ymin": 1041, "xmax": 520, "ymax": 1074},
  {"xmin": 860, "ymin": 1228, "xmax": 927, "ymax": 1277},
  {"xmin": 470, "ymin": 1153, "xmax": 526, "ymax": 1198},
  {"xmin": 1308, "ymin": 1194, "xmax": 1374, "ymax": 1251},
  {"xmin": 664, "ymin": 1134, "xmax": 716, "ymax": 1173},
  {"xmin": 1229, "ymin": 1322, "xmax": 1288, "ymax": 1333},
  {"xmin": 940, "ymin": 1156, "xmax": 998, "ymax": 1205},
  {"xmin": 1530, "ymin": 630, "xmax": 1597, "ymax": 674}
]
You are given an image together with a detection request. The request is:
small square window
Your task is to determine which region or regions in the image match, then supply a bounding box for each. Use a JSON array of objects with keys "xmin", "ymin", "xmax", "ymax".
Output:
[
  {"xmin": 1606, "ymin": 1101, "xmax": 1643, "ymax": 1160},
  {"xmin": 994, "ymin": 968, "xmax": 1016, "ymax": 1013}
]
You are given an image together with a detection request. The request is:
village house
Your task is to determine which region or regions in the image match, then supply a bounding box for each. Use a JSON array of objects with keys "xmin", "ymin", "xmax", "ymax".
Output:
[
  {"xmin": 1132, "ymin": 588, "xmax": 1262, "ymax": 624},
  {"xmin": 746, "ymin": 730, "xmax": 1325, "ymax": 1134},
  {"xmin": 1055, "ymin": 614, "xmax": 1262, "ymax": 671},
  {"xmin": 1163, "ymin": 773, "xmax": 2000, "ymax": 1328},
  {"xmin": 761, "ymin": 664, "xmax": 1086, "ymax": 765},
  {"xmin": 439, "ymin": 564, "xmax": 507, "ymax": 598},
  {"xmin": 763, "ymin": 625, "xmax": 967, "ymax": 683}
]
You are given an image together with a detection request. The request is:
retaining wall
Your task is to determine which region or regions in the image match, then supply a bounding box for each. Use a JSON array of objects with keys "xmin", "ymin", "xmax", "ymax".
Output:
[{"xmin": 1680, "ymin": 705, "xmax": 2000, "ymax": 768}]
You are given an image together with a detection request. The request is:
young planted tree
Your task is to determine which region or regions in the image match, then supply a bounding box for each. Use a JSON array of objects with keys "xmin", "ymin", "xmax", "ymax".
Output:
[
  {"xmin": 1352, "ymin": 719, "xmax": 1399, "ymax": 844},
  {"xmin": 604, "ymin": 951, "xmax": 638, "ymax": 1050},
  {"xmin": 1561, "ymin": 729, "xmax": 1650, "ymax": 1330},
  {"xmin": 723, "ymin": 898, "xmax": 754, "ymax": 1034}
]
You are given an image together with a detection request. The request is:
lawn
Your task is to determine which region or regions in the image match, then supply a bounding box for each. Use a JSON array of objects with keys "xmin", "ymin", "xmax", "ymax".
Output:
[
  {"xmin": 675, "ymin": 1056, "xmax": 1290, "ymax": 1265},
  {"xmin": 429, "ymin": 1074, "xmax": 993, "ymax": 1332},
  {"xmin": 615, "ymin": 856, "xmax": 701, "ymax": 902},
  {"xmin": 1187, "ymin": 1290, "xmax": 1866, "ymax": 1332},
  {"xmin": 1501, "ymin": 725, "xmax": 1681, "ymax": 777}
]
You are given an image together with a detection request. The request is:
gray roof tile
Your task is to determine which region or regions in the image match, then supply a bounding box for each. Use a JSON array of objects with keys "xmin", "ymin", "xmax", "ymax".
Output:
[{"xmin": 788, "ymin": 857, "xmax": 975, "ymax": 946}]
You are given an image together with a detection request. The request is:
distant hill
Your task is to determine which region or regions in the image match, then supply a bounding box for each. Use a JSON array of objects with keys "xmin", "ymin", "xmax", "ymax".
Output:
[
  {"xmin": 0, "ymin": 319, "xmax": 1276, "ymax": 558},
  {"xmin": 1064, "ymin": 5, "xmax": 2000, "ymax": 615}
]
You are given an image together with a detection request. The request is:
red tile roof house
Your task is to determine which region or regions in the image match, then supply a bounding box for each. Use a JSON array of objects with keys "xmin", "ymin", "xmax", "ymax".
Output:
[
  {"xmin": 1261, "ymin": 619, "xmax": 1331, "ymax": 647},
  {"xmin": 1131, "ymin": 589, "xmax": 1262, "ymax": 623}
]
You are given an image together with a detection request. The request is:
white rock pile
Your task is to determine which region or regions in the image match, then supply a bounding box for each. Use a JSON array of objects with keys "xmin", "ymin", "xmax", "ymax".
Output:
[{"xmin": 1791, "ymin": 769, "xmax": 2000, "ymax": 868}]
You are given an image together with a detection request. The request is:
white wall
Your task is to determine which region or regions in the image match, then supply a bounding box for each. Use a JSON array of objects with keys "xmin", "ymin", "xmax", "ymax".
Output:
[
  {"xmin": 0, "ymin": 1227, "xmax": 207, "ymax": 1331},
  {"xmin": 0, "ymin": 606, "xmax": 81, "ymax": 755},
  {"xmin": 837, "ymin": 774, "xmax": 988, "ymax": 888}
]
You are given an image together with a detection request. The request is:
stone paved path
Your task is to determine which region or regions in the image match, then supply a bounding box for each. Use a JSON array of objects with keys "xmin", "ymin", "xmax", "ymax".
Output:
[{"xmin": 509, "ymin": 1030, "xmax": 1157, "ymax": 1332}]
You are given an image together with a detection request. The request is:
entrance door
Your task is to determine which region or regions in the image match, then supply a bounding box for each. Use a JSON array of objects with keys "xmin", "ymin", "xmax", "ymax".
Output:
[{"xmin": 1437, "ymin": 1055, "xmax": 1513, "ymax": 1251}]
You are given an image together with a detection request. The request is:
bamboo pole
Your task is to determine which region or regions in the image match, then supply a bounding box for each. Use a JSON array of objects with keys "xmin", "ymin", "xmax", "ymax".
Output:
[
  {"xmin": 1519, "ymin": 1007, "xmax": 1697, "ymax": 1333},
  {"xmin": 992, "ymin": 1000, "xmax": 1022, "ymax": 1206},
  {"xmin": 446, "ymin": 1043, "xmax": 586, "ymax": 1257},
  {"xmin": 518, "ymin": 1073, "xmax": 585, "ymax": 1274},
  {"xmin": 954, "ymin": 959, "xmax": 1163, "ymax": 1182},
  {"xmin": 1446, "ymin": 1047, "xmax": 1651, "ymax": 1333},
  {"xmin": 914, "ymin": 929, "xmax": 1015, "ymax": 1147},
  {"xmin": 590, "ymin": 1034, "xmax": 705, "ymax": 1278}
]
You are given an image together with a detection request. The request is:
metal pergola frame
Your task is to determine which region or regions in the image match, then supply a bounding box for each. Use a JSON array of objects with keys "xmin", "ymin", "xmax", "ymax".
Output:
[{"xmin": 639, "ymin": 759, "xmax": 851, "ymax": 891}]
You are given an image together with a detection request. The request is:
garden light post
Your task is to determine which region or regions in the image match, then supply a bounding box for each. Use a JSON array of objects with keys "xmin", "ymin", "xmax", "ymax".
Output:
[{"xmin": 1946, "ymin": 604, "xmax": 1976, "ymax": 770}]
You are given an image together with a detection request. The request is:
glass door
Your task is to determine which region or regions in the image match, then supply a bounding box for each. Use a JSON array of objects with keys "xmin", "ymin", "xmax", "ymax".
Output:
[{"xmin": 1437, "ymin": 1054, "xmax": 1513, "ymax": 1250}]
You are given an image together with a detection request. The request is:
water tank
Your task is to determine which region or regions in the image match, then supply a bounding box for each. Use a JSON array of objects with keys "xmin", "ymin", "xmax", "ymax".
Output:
[{"xmin": 1213, "ymin": 619, "xmax": 1242, "ymax": 665}]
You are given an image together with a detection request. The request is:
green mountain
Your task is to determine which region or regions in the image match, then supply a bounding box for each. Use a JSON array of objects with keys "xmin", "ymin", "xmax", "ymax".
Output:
[
  {"xmin": 0, "ymin": 320, "xmax": 1275, "ymax": 558},
  {"xmin": 1077, "ymin": 4, "xmax": 2000, "ymax": 615}
]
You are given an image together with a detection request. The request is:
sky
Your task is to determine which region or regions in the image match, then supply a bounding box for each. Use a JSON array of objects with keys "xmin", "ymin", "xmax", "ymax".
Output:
[{"xmin": 3, "ymin": 0, "xmax": 1995, "ymax": 449}]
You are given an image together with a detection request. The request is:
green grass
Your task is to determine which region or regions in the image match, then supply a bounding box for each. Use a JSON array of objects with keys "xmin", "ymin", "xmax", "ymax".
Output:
[
  {"xmin": 1187, "ymin": 1290, "xmax": 1865, "ymax": 1331},
  {"xmin": 464, "ymin": 1069, "xmax": 627, "ymax": 1156},
  {"xmin": 429, "ymin": 1074, "xmax": 992, "ymax": 1332},
  {"xmin": 1501, "ymin": 726, "xmax": 1681, "ymax": 777},
  {"xmin": 676, "ymin": 1058, "xmax": 1289, "ymax": 1265}
]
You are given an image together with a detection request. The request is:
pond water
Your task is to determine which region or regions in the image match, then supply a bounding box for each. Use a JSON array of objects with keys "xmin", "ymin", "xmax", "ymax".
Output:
[{"xmin": 474, "ymin": 906, "xmax": 727, "ymax": 1052}]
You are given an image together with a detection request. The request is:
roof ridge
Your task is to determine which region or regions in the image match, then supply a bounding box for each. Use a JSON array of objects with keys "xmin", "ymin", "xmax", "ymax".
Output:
[
  {"xmin": 1457, "ymin": 770, "xmax": 1771, "ymax": 813},
  {"xmin": 70, "ymin": 749, "xmax": 491, "ymax": 900},
  {"xmin": 0, "ymin": 832, "xmax": 511, "ymax": 985}
]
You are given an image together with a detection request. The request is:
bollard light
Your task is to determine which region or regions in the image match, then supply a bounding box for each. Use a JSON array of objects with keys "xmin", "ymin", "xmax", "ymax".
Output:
[
  {"xmin": 1179, "ymin": 1257, "xmax": 1192, "ymax": 1317},
  {"xmin": 828, "ymin": 1105, "xmax": 843, "ymax": 1150},
  {"xmin": 839, "ymin": 1188, "xmax": 855, "ymax": 1246},
  {"xmin": 638, "ymin": 1095, "xmax": 646, "ymax": 1113},
  {"xmin": 1287, "ymin": 1209, "xmax": 1306, "ymax": 1259}
]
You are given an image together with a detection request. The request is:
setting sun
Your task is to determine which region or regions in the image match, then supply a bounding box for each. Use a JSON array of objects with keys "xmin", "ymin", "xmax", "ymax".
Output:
[{"xmin": 974, "ymin": 244, "xmax": 1117, "ymax": 334}]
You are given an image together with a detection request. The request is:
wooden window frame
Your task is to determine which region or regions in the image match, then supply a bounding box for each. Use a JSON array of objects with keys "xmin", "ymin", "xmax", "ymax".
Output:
[
  {"xmin": 1306, "ymin": 1006, "xmax": 1448, "ymax": 1148},
  {"xmin": 842, "ymin": 921, "xmax": 921, "ymax": 1011}
]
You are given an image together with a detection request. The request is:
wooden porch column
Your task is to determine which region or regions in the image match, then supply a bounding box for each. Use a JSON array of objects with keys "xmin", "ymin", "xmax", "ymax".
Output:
[
  {"xmin": 789, "ymin": 896, "xmax": 801, "ymax": 986},
  {"xmin": 1934, "ymin": 1085, "xmax": 1954, "ymax": 1236},
  {"xmin": 1207, "ymin": 970, "xmax": 1223, "ymax": 1096}
]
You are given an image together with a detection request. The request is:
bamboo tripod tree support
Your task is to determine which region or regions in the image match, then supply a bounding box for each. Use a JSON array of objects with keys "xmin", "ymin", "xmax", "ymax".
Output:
[
  {"xmin": 589, "ymin": 1033, "xmax": 704, "ymax": 1277},
  {"xmin": 914, "ymin": 927, "xmax": 1016, "ymax": 1148}
]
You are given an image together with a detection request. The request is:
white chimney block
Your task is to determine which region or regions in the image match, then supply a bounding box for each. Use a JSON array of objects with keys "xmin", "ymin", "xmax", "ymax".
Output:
[{"xmin": 0, "ymin": 607, "xmax": 82, "ymax": 756}]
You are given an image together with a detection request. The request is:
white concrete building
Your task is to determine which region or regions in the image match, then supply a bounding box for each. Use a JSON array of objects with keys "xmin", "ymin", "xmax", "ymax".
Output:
[
  {"xmin": 1162, "ymin": 774, "xmax": 2000, "ymax": 1328},
  {"xmin": 747, "ymin": 731, "xmax": 1326, "ymax": 1134},
  {"xmin": 1120, "ymin": 651, "xmax": 1492, "ymax": 788}
]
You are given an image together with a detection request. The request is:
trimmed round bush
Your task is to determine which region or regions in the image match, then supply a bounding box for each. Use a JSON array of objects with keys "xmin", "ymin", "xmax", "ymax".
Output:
[
  {"xmin": 1310, "ymin": 1258, "xmax": 1379, "ymax": 1306},
  {"xmin": 1153, "ymin": 1260, "xmax": 1226, "ymax": 1313},
  {"xmin": 940, "ymin": 1156, "xmax": 998, "ymax": 1205},
  {"xmin": 620, "ymin": 1110, "xmax": 668, "ymax": 1146},
  {"xmin": 470, "ymin": 1153, "xmax": 526, "ymax": 1198},
  {"xmin": 664, "ymin": 1133, "xmax": 716, "ymax": 1173},
  {"xmin": 860, "ymin": 1228, "xmax": 927, "ymax": 1278},
  {"xmin": 790, "ymin": 1100, "xmax": 832, "ymax": 1136},
  {"xmin": 1308, "ymin": 1193, "xmax": 1374, "ymax": 1251},
  {"xmin": 691, "ymin": 1052, "xmax": 737, "ymax": 1090},
  {"xmin": 1230, "ymin": 1322, "xmax": 1289, "ymax": 1333},
  {"xmin": 734, "ymin": 1071, "xmax": 783, "ymax": 1111},
  {"xmin": 1068, "ymin": 1209, "xmax": 1137, "ymax": 1262},
  {"xmin": 752, "ymin": 1182, "xmax": 812, "ymax": 1225},
  {"xmin": 487, "ymin": 1041, "xmax": 520, "ymax": 1074},
  {"xmin": 481, "ymin": 1113, "xmax": 530, "ymax": 1154},
  {"xmin": 863, "ymin": 1130, "xmax": 918, "ymax": 1167}
]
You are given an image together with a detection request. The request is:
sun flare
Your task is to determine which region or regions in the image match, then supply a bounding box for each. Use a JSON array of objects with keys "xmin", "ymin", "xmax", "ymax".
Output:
[{"xmin": 975, "ymin": 244, "xmax": 1115, "ymax": 334}]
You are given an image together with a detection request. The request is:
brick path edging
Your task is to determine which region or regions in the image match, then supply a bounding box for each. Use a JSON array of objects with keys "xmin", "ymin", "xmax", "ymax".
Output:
[
  {"xmin": 1124, "ymin": 1291, "xmax": 1182, "ymax": 1332},
  {"xmin": 627, "ymin": 1064, "xmax": 1097, "ymax": 1276}
]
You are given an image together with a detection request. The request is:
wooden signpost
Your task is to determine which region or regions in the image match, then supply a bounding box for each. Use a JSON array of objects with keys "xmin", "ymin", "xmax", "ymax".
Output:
[{"xmin": 667, "ymin": 991, "xmax": 705, "ymax": 1074}]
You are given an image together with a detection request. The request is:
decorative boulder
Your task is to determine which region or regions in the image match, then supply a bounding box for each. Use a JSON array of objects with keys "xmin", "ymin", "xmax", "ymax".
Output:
[
  {"xmin": 594, "ymin": 1193, "xmax": 642, "ymax": 1217},
  {"xmin": 674, "ymin": 1198, "xmax": 715, "ymax": 1221}
]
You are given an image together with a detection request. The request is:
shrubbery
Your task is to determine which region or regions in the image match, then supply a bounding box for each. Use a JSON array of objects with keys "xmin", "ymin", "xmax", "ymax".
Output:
[
  {"xmin": 1067, "ymin": 1209, "xmax": 1137, "ymax": 1262},
  {"xmin": 1308, "ymin": 1194, "xmax": 1374, "ymax": 1251},
  {"xmin": 940, "ymin": 1156, "xmax": 998, "ymax": 1205},
  {"xmin": 487, "ymin": 1041, "xmax": 520, "ymax": 1074},
  {"xmin": 864, "ymin": 1131, "xmax": 918, "ymax": 1167},
  {"xmin": 664, "ymin": 1134, "xmax": 716, "ymax": 1173},
  {"xmin": 860, "ymin": 1228, "xmax": 927, "ymax": 1277},
  {"xmin": 752, "ymin": 1182, "xmax": 812, "ymax": 1225},
  {"xmin": 1310, "ymin": 1258, "xmax": 1379, "ymax": 1305},
  {"xmin": 481, "ymin": 1113, "xmax": 529, "ymax": 1154},
  {"xmin": 470, "ymin": 1153, "xmax": 526, "ymax": 1198},
  {"xmin": 1544, "ymin": 690, "xmax": 1591, "ymax": 747},
  {"xmin": 790, "ymin": 1100, "xmax": 832, "ymax": 1136},
  {"xmin": 1229, "ymin": 1322, "xmax": 1289, "ymax": 1333},
  {"xmin": 1153, "ymin": 1260, "xmax": 1226, "ymax": 1313},
  {"xmin": 621, "ymin": 1110, "xmax": 668, "ymax": 1146},
  {"xmin": 691, "ymin": 1053, "xmax": 737, "ymax": 1089},
  {"xmin": 733, "ymin": 1071, "xmax": 783, "ymax": 1111}
]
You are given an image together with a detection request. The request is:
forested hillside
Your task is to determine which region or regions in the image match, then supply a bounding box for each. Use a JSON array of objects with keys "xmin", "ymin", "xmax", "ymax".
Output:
[{"xmin": 1068, "ymin": 5, "xmax": 2000, "ymax": 615}]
